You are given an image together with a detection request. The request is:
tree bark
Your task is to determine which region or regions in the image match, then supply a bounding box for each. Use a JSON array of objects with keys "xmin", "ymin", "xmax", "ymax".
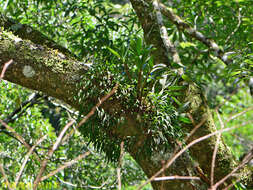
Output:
[
  {"xmin": 0, "ymin": 10, "xmax": 252, "ymax": 190},
  {"xmin": 128, "ymin": 0, "xmax": 253, "ymax": 189}
]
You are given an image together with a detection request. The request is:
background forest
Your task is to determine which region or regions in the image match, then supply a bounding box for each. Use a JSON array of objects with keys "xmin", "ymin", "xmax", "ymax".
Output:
[{"xmin": 0, "ymin": 0, "xmax": 252, "ymax": 189}]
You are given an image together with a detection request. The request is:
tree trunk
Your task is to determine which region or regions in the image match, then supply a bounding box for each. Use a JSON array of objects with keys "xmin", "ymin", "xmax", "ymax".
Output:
[
  {"xmin": 128, "ymin": 0, "xmax": 253, "ymax": 189},
  {"xmin": 0, "ymin": 11, "xmax": 252, "ymax": 190}
]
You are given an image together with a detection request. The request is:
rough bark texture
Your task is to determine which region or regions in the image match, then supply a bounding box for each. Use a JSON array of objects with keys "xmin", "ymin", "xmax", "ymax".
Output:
[
  {"xmin": 0, "ymin": 30, "xmax": 86, "ymax": 109},
  {"xmin": 126, "ymin": 0, "xmax": 252, "ymax": 189},
  {"xmin": 0, "ymin": 15, "xmax": 73, "ymax": 57},
  {"xmin": 1, "ymin": 6, "xmax": 253, "ymax": 190}
]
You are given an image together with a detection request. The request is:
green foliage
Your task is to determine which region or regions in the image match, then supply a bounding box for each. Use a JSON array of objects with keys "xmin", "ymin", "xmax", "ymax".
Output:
[
  {"xmin": 158, "ymin": 0, "xmax": 253, "ymax": 108},
  {"xmin": 75, "ymin": 33, "xmax": 190, "ymax": 161},
  {"xmin": 0, "ymin": 81, "xmax": 147, "ymax": 189},
  {"xmin": 215, "ymin": 88, "xmax": 253, "ymax": 160},
  {"xmin": 0, "ymin": 1, "xmax": 150, "ymax": 188},
  {"xmin": 1, "ymin": 0, "xmax": 253, "ymax": 189}
]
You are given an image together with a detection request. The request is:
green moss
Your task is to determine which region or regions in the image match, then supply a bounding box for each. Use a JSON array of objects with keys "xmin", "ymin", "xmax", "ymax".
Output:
[
  {"xmin": 185, "ymin": 84, "xmax": 203, "ymax": 113},
  {"xmin": 1, "ymin": 30, "xmax": 77, "ymax": 75},
  {"xmin": 0, "ymin": 32, "xmax": 16, "ymax": 53}
]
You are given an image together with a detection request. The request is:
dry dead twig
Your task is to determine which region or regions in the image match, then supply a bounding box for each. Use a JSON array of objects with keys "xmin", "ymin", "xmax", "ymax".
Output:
[
  {"xmin": 0, "ymin": 163, "xmax": 13, "ymax": 190},
  {"xmin": 62, "ymin": 83, "xmax": 119, "ymax": 142},
  {"xmin": 137, "ymin": 121, "xmax": 252, "ymax": 190},
  {"xmin": 154, "ymin": 176, "xmax": 200, "ymax": 181},
  {"xmin": 210, "ymin": 148, "xmax": 253, "ymax": 190},
  {"xmin": 15, "ymin": 135, "xmax": 47, "ymax": 186},
  {"xmin": 0, "ymin": 119, "xmax": 41, "ymax": 162},
  {"xmin": 41, "ymin": 151, "xmax": 90, "ymax": 181},
  {"xmin": 0, "ymin": 59, "xmax": 13, "ymax": 80},
  {"xmin": 117, "ymin": 141, "xmax": 125, "ymax": 190},
  {"xmin": 210, "ymin": 110, "xmax": 225, "ymax": 185},
  {"xmin": 33, "ymin": 120, "xmax": 74, "ymax": 189}
]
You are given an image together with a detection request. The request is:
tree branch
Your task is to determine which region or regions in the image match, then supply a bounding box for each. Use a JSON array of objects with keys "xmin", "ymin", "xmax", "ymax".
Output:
[
  {"xmin": 0, "ymin": 163, "xmax": 13, "ymax": 190},
  {"xmin": 137, "ymin": 121, "xmax": 252, "ymax": 190},
  {"xmin": 40, "ymin": 151, "xmax": 90, "ymax": 182},
  {"xmin": 0, "ymin": 30, "xmax": 88, "ymax": 109},
  {"xmin": 15, "ymin": 135, "xmax": 47, "ymax": 187},
  {"xmin": 0, "ymin": 14, "xmax": 74, "ymax": 57},
  {"xmin": 159, "ymin": 3, "xmax": 230, "ymax": 65},
  {"xmin": 153, "ymin": 0, "xmax": 183, "ymax": 69}
]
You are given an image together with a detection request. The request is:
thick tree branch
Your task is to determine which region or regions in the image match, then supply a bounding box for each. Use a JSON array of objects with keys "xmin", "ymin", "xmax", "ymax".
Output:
[
  {"xmin": 0, "ymin": 14, "xmax": 73, "ymax": 57},
  {"xmin": 1, "ymin": 6, "xmax": 252, "ymax": 190},
  {"xmin": 0, "ymin": 30, "xmax": 88, "ymax": 109}
]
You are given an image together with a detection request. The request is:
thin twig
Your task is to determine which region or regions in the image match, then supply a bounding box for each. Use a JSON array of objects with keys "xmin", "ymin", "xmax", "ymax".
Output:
[
  {"xmin": 0, "ymin": 120, "xmax": 30, "ymax": 149},
  {"xmin": 33, "ymin": 120, "xmax": 74, "ymax": 189},
  {"xmin": 1, "ymin": 93, "xmax": 45, "ymax": 129},
  {"xmin": 117, "ymin": 141, "xmax": 124, "ymax": 190},
  {"xmin": 154, "ymin": 176, "xmax": 200, "ymax": 181},
  {"xmin": 34, "ymin": 84, "xmax": 118, "ymax": 188},
  {"xmin": 225, "ymin": 6, "xmax": 241, "ymax": 44},
  {"xmin": 222, "ymin": 177, "xmax": 241, "ymax": 190},
  {"xmin": 41, "ymin": 151, "xmax": 90, "ymax": 181},
  {"xmin": 210, "ymin": 110, "xmax": 225, "ymax": 185},
  {"xmin": 173, "ymin": 116, "xmax": 207, "ymax": 154},
  {"xmin": 226, "ymin": 107, "xmax": 253, "ymax": 122},
  {"xmin": 15, "ymin": 135, "xmax": 47, "ymax": 187},
  {"xmin": 187, "ymin": 113, "xmax": 195, "ymax": 125},
  {"xmin": 185, "ymin": 116, "xmax": 207, "ymax": 143},
  {"xmin": 0, "ymin": 119, "xmax": 41, "ymax": 162},
  {"xmin": 0, "ymin": 163, "xmax": 13, "ymax": 190},
  {"xmin": 0, "ymin": 59, "xmax": 13, "ymax": 80},
  {"xmin": 210, "ymin": 148, "xmax": 253, "ymax": 190},
  {"xmin": 55, "ymin": 176, "xmax": 77, "ymax": 187},
  {"xmin": 136, "ymin": 121, "xmax": 252, "ymax": 190},
  {"xmin": 78, "ymin": 84, "xmax": 118, "ymax": 127}
]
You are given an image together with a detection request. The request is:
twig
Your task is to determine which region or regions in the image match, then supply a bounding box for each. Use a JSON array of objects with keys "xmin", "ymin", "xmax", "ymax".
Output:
[
  {"xmin": 55, "ymin": 176, "xmax": 77, "ymax": 187},
  {"xmin": 222, "ymin": 177, "xmax": 241, "ymax": 190},
  {"xmin": 153, "ymin": 0, "xmax": 184, "ymax": 70},
  {"xmin": 33, "ymin": 120, "xmax": 74, "ymax": 189},
  {"xmin": 174, "ymin": 116, "xmax": 207, "ymax": 153},
  {"xmin": 0, "ymin": 163, "xmax": 13, "ymax": 190},
  {"xmin": 0, "ymin": 119, "xmax": 41, "ymax": 162},
  {"xmin": 33, "ymin": 84, "xmax": 118, "ymax": 188},
  {"xmin": 226, "ymin": 107, "xmax": 253, "ymax": 122},
  {"xmin": 0, "ymin": 119, "xmax": 30, "ymax": 149},
  {"xmin": 154, "ymin": 176, "xmax": 200, "ymax": 181},
  {"xmin": 0, "ymin": 59, "xmax": 13, "ymax": 80},
  {"xmin": 210, "ymin": 148, "xmax": 253, "ymax": 190},
  {"xmin": 185, "ymin": 116, "xmax": 207, "ymax": 143},
  {"xmin": 117, "ymin": 141, "xmax": 124, "ymax": 190},
  {"xmin": 0, "ymin": 129, "xmax": 23, "ymax": 143},
  {"xmin": 225, "ymin": 6, "xmax": 241, "ymax": 44},
  {"xmin": 40, "ymin": 151, "xmax": 90, "ymax": 181},
  {"xmin": 78, "ymin": 84, "xmax": 118, "ymax": 127},
  {"xmin": 187, "ymin": 113, "xmax": 195, "ymax": 125},
  {"xmin": 136, "ymin": 121, "xmax": 252, "ymax": 190},
  {"xmin": 210, "ymin": 110, "xmax": 225, "ymax": 185},
  {"xmin": 15, "ymin": 135, "xmax": 47, "ymax": 187}
]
